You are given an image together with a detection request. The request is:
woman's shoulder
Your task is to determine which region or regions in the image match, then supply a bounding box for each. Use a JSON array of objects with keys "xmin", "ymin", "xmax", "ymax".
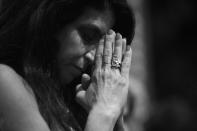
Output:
[
  {"xmin": 0, "ymin": 64, "xmax": 34, "ymax": 96},
  {"xmin": 0, "ymin": 64, "xmax": 24, "ymax": 84},
  {"xmin": 0, "ymin": 64, "xmax": 24, "ymax": 92},
  {"xmin": 0, "ymin": 64, "xmax": 38, "ymax": 111},
  {"xmin": 0, "ymin": 64, "xmax": 50, "ymax": 131}
]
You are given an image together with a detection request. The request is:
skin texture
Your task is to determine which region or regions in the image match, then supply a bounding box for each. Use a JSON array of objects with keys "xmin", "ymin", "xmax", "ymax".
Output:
[
  {"xmin": 56, "ymin": 9, "xmax": 114, "ymax": 85},
  {"xmin": 0, "ymin": 8, "xmax": 132, "ymax": 131},
  {"xmin": 83, "ymin": 30, "xmax": 132, "ymax": 131},
  {"xmin": 0, "ymin": 64, "xmax": 50, "ymax": 131},
  {"xmin": 76, "ymin": 31, "xmax": 130, "ymax": 111}
]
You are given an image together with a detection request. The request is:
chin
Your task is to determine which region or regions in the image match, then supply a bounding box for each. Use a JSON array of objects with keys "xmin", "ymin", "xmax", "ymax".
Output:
[{"xmin": 62, "ymin": 74, "xmax": 82, "ymax": 88}]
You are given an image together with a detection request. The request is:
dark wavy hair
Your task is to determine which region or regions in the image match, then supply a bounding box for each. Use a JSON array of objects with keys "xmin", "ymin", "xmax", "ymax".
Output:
[{"xmin": 0, "ymin": 0, "xmax": 135, "ymax": 130}]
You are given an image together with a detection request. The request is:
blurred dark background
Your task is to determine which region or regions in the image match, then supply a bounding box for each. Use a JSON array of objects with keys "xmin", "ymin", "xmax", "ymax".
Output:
[
  {"xmin": 0, "ymin": 0, "xmax": 197, "ymax": 130},
  {"xmin": 146, "ymin": 0, "xmax": 197, "ymax": 131}
]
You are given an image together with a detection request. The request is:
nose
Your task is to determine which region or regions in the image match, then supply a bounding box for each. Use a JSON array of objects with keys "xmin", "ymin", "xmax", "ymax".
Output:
[
  {"xmin": 83, "ymin": 48, "xmax": 96, "ymax": 74},
  {"xmin": 85, "ymin": 48, "xmax": 96, "ymax": 65}
]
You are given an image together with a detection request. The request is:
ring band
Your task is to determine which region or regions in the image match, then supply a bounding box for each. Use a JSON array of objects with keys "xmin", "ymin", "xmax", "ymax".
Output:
[{"xmin": 111, "ymin": 55, "xmax": 121, "ymax": 69}]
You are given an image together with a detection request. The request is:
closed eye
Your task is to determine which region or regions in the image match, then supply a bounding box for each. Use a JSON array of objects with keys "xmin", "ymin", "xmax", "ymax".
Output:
[{"xmin": 77, "ymin": 24, "xmax": 103, "ymax": 45}]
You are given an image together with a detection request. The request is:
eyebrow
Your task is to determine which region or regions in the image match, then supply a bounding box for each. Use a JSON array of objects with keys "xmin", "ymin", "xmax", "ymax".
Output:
[{"xmin": 77, "ymin": 23, "xmax": 105, "ymax": 36}]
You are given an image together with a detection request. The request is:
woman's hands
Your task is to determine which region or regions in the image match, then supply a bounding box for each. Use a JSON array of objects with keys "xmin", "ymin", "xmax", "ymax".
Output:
[{"xmin": 76, "ymin": 30, "xmax": 132, "ymax": 118}]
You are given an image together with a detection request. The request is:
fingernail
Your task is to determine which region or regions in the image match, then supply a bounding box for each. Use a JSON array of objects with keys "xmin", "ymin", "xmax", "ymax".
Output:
[
  {"xmin": 126, "ymin": 45, "xmax": 131, "ymax": 51},
  {"xmin": 122, "ymin": 38, "xmax": 127, "ymax": 43},
  {"xmin": 99, "ymin": 36, "xmax": 105, "ymax": 42},
  {"xmin": 116, "ymin": 33, "xmax": 122, "ymax": 40},
  {"xmin": 107, "ymin": 29, "xmax": 113, "ymax": 35}
]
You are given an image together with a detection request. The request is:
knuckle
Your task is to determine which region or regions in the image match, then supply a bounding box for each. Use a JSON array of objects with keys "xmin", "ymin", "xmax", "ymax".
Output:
[
  {"xmin": 103, "ymin": 69, "xmax": 111, "ymax": 78},
  {"xmin": 121, "ymin": 69, "xmax": 129, "ymax": 77},
  {"xmin": 106, "ymin": 35, "xmax": 114, "ymax": 41},
  {"xmin": 103, "ymin": 69, "xmax": 109, "ymax": 75},
  {"xmin": 122, "ymin": 60, "xmax": 131, "ymax": 67},
  {"xmin": 104, "ymin": 49, "xmax": 111, "ymax": 56},
  {"xmin": 125, "ymin": 52, "xmax": 130, "ymax": 57},
  {"xmin": 125, "ymin": 63, "xmax": 130, "ymax": 68},
  {"xmin": 122, "ymin": 78, "xmax": 127, "ymax": 84},
  {"xmin": 103, "ymin": 57, "xmax": 111, "ymax": 64},
  {"xmin": 96, "ymin": 54, "xmax": 102, "ymax": 59},
  {"xmin": 93, "ymin": 69, "xmax": 101, "ymax": 77},
  {"xmin": 122, "ymin": 61, "xmax": 128, "ymax": 66},
  {"xmin": 119, "ymin": 81, "xmax": 126, "ymax": 87}
]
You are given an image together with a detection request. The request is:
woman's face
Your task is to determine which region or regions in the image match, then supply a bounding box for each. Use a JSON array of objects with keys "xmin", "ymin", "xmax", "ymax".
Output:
[{"xmin": 56, "ymin": 8, "xmax": 114, "ymax": 86}]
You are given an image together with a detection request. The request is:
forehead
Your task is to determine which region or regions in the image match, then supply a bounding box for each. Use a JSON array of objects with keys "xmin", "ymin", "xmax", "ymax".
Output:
[{"xmin": 73, "ymin": 8, "xmax": 114, "ymax": 32}]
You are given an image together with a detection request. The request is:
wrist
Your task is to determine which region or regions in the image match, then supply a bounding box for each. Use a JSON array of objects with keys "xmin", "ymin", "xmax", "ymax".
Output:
[
  {"xmin": 91, "ymin": 103, "xmax": 121, "ymax": 121},
  {"xmin": 85, "ymin": 104, "xmax": 120, "ymax": 131}
]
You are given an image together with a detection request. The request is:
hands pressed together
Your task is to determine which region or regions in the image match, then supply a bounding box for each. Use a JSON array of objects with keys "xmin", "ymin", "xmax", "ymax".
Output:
[{"xmin": 75, "ymin": 29, "xmax": 132, "ymax": 119}]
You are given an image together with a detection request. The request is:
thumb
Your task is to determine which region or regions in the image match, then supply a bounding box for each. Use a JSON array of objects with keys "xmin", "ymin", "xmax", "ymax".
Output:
[
  {"xmin": 81, "ymin": 73, "xmax": 91, "ymax": 90},
  {"xmin": 75, "ymin": 90, "xmax": 89, "ymax": 112}
]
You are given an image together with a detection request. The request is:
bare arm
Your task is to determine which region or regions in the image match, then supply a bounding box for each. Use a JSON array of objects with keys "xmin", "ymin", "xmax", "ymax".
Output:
[
  {"xmin": 0, "ymin": 57, "xmax": 131, "ymax": 131},
  {"xmin": 85, "ymin": 104, "xmax": 119, "ymax": 131},
  {"xmin": 0, "ymin": 64, "xmax": 129, "ymax": 131},
  {"xmin": 0, "ymin": 64, "xmax": 50, "ymax": 131}
]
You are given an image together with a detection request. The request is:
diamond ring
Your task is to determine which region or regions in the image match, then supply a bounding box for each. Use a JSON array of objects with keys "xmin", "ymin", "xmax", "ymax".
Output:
[{"xmin": 111, "ymin": 55, "xmax": 121, "ymax": 69}]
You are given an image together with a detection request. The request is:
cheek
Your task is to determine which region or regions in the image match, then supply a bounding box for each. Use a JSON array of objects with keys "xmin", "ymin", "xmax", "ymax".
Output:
[
  {"xmin": 66, "ymin": 30, "xmax": 85, "ymax": 53},
  {"xmin": 58, "ymin": 30, "xmax": 86, "ymax": 61},
  {"xmin": 56, "ymin": 30, "xmax": 87, "ymax": 84}
]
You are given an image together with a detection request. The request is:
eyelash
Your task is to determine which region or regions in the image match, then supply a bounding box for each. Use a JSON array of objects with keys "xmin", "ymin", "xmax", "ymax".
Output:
[
  {"xmin": 81, "ymin": 31, "xmax": 96, "ymax": 43},
  {"xmin": 78, "ymin": 28, "xmax": 102, "ymax": 45}
]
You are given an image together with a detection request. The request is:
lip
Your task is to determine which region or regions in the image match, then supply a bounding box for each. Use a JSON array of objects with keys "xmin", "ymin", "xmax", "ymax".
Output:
[
  {"xmin": 72, "ymin": 64, "xmax": 92, "ymax": 76},
  {"xmin": 65, "ymin": 63, "xmax": 92, "ymax": 77},
  {"xmin": 72, "ymin": 65, "xmax": 84, "ymax": 74}
]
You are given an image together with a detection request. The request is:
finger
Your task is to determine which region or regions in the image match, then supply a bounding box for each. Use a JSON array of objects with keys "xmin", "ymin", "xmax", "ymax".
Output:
[
  {"xmin": 81, "ymin": 74, "xmax": 91, "ymax": 90},
  {"xmin": 113, "ymin": 33, "xmax": 123, "ymax": 65},
  {"xmin": 85, "ymin": 48, "xmax": 96, "ymax": 63},
  {"xmin": 121, "ymin": 45, "xmax": 132, "ymax": 78},
  {"xmin": 95, "ymin": 37, "xmax": 104, "ymax": 69},
  {"xmin": 76, "ymin": 84, "xmax": 83, "ymax": 93},
  {"xmin": 75, "ymin": 90, "xmax": 89, "ymax": 111},
  {"xmin": 122, "ymin": 38, "xmax": 127, "ymax": 60},
  {"xmin": 103, "ymin": 29, "xmax": 115, "ymax": 68}
]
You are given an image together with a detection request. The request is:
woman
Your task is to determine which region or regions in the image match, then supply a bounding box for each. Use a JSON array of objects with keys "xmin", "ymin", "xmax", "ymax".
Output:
[{"xmin": 0, "ymin": 0, "xmax": 135, "ymax": 131}]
